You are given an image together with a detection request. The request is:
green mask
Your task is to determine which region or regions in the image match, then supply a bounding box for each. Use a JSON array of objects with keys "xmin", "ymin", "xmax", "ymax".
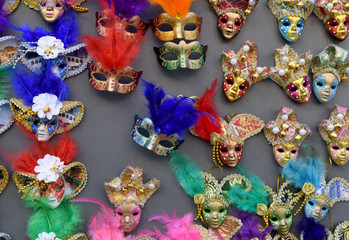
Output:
[
  {"xmin": 202, "ymin": 201, "xmax": 227, "ymax": 229},
  {"xmin": 154, "ymin": 40, "xmax": 207, "ymax": 70},
  {"xmin": 269, "ymin": 207, "xmax": 293, "ymax": 236}
]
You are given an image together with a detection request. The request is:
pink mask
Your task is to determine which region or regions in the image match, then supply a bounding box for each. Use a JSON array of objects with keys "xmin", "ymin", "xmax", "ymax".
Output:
[{"xmin": 115, "ymin": 203, "xmax": 142, "ymax": 233}]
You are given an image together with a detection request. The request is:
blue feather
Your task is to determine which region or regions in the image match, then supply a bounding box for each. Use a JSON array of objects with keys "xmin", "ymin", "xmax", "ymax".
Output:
[
  {"xmin": 143, "ymin": 80, "xmax": 166, "ymax": 127},
  {"xmin": 51, "ymin": 7, "xmax": 79, "ymax": 47},
  {"xmin": 298, "ymin": 217, "xmax": 326, "ymax": 240},
  {"xmin": 17, "ymin": 24, "xmax": 50, "ymax": 43}
]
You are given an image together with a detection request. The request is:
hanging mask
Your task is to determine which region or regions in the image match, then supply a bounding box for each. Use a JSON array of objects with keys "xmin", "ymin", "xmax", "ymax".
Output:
[
  {"xmin": 264, "ymin": 106, "xmax": 311, "ymax": 167},
  {"xmin": 105, "ymin": 166, "xmax": 159, "ymax": 234},
  {"xmin": 154, "ymin": 40, "xmax": 207, "ymax": 70},
  {"xmin": 305, "ymin": 198, "xmax": 329, "ymax": 222},
  {"xmin": 221, "ymin": 41, "xmax": 268, "ymax": 102},
  {"xmin": 318, "ymin": 106, "xmax": 349, "ymax": 166},
  {"xmin": 0, "ymin": 100, "xmax": 14, "ymax": 135},
  {"xmin": 269, "ymin": 206, "xmax": 293, "ymax": 236},
  {"xmin": 268, "ymin": 0, "xmax": 314, "ymax": 42},
  {"xmin": 314, "ymin": 0, "xmax": 349, "ymax": 40},
  {"xmin": 311, "ymin": 45, "xmax": 349, "ymax": 103},
  {"xmin": 269, "ymin": 45, "xmax": 312, "ymax": 103},
  {"xmin": 208, "ymin": 0, "xmax": 259, "ymax": 39}
]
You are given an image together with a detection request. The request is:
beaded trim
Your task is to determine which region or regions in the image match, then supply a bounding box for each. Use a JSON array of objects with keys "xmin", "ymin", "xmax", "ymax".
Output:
[
  {"xmin": 268, "ymin": 0, "xmax": 314, "ymax": 20},
  {"xmin": 0, "ymin": 165, "xmax": 9, "ymax": 195},
  {"xmin": 334, "ymin": 221, "xmax": 349, "ymax": 240},
  {"xmin": 4, "ymin": 0, "xmax": 20, "ymax": 14},
  {"xmin": 22, "ymin": 0, "xmax": 88, "ymax": 11},
  {"xmin": 0, "ymin": 100, "xmax": 14, "ymax": 135},
  {"xmin": 272, "ymin": 232, "xmax": 299, "ymax": 240},
  {"xmin": 314, "ymin": 1, "xmax": 349, "ymax": 23},
  {"xmin": 66, "ymin": 232, "xmax": 88, "ymax": 240}
]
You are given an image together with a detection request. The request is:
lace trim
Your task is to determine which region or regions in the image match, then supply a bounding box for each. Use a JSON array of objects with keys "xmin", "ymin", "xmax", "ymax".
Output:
[{"xmin": 0, "ymin": 100, "xmax": 14, "ymax": 134}]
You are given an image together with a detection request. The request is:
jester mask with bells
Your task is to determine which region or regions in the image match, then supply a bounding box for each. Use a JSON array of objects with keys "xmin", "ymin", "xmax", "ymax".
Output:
[
  {"xmin": 148, "ymin": 0, "xmax": 202, "ymax": 41},
  {"xmin": 83, "ymin": 22, "xmax": 144, "ymax": 94},
  {"xmin": 268, "ymin": 0, "xmax": 314, "ymax": 42},
  {"xmin": 10, "ymin": 67, "xmax": 84, "ymax": 141},
  {"xmin": 264, "ymin": 106, "xmax": 311, "ymax": 167},
  {"xmin": 169, "ymin": 151, "xmax": 252, "ymax": 239},
  {"xmin": 314, "ymin": 0, "xmax": 349, "ymax": 40},
  {"xmin": 221, "ymin": 41, "xmax": 268, "ymax": 102},
  {"xmin": 311, "ymin": 45, "xmax": 349, "ymax": 103},
  {"xmin": 154, "ymin": 40, "xmax": 207, "ymax": 70},
  {"xmin": 95, "ymin": 0, "xmax": 149, "ymax": 39},
  {"xmin": 269, "ymin": 45, "xmax": 312, "ymax": 103},
  {"xmin": 104, "ymin": 166, "xmax": 160, "ymax": 235},
  {"xmin": 318, "ymin": 106, "xmax": 349, "ymax": 166},
  {"xmin": 10, "ymin": 135, "xmax": 88, "ymax": 240},
  {"xmin": 208, "ymin": 0, "xmax": 259, "ymax": 39}
]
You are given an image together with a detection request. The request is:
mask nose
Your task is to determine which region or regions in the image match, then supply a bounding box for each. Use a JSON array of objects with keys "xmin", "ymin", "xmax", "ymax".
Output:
[
  {"xmin": 212, "ymin": 212, "xmax": 218, "ymax": 219},
  {"xmin": 125, "ymin": 216, "xmax": 131, "ymax": 223},
  {"xmin": 146, "ymin": 135, "xmax": 159, "ymax": 151},
  {"xmin": 180, "ymin": 56, "xmax": 187, "ymax": 68},
  {"xmin": 46, "ymin": 6, "xmax": 54, "ymax": 11},
  {"xmin": 175, "ymin": 23, "xmax": 183, "ymax": 39}
]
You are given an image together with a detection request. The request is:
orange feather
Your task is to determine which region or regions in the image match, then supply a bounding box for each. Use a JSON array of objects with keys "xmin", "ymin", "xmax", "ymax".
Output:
[{"xmin": 148, "ymin": 0, "xmax": 195, "ymax": 18}]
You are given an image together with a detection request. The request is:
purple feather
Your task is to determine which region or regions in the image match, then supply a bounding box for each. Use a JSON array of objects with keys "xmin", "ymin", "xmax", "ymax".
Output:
[
  {"xmin": 51, "ymin": 7, "xmax": 79, "ymax": 47},
  {"xmin": 235, "ymin": 211, "xmax": 274, "ymax": 240},
  {"xmin": 298, "ymin": 217, "xmax": 327, "ymax": 240},
  {"xmin": 0, "ymin": 0, "xmax": 8, "ymax": 35},
  {"xmin": 100, "ymin": 0, "xmax": 149, "ymax": 19}
]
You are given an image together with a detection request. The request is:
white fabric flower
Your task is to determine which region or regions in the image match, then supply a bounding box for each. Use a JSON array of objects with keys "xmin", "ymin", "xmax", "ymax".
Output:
[
  {"xmin": 34, "ymin": 154, "xmax": 65, "ymax": 183},
  {"xmin": 36, "ymin": 36, "xmax": 65, "ymax": 59},
  {"xmin": 32, "ymin": 93, "xmax": 63, "ymax": 120},
  {"xmin": 36, "ymin": 232, "xmax": 62, "ymax": 240}
]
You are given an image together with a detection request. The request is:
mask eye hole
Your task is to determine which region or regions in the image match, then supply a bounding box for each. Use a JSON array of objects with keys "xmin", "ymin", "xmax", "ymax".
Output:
[
  {"xmin": 316, "ymin": 81, "xmax": 324, "ymax": 87},
  {"xmin": 136, "ymin": 127, "xmax": 150, "ymax": 138},
  {"xmin": 322, "ymin": 206, "xmax": 328, "ymax": 211},
  {"xmin": 219, "ymin": 15, "xmax": 228, "ymax": 24},
  {"xmin": 92, "ymin": 73, "xmax": 108, "ymax": 81},
  {"xmin": 271, "ymin": 217, "xmax": 277, "ymax": 222},
  {"xmin": 126, "ymin": 25, "xmax": 138, "ymax": 33},
  {"xmin": 290, "ymin": 87, "xmax": 297, "ymax": 92},
  {"xmin": 184, "ymin": 23, "xmax": 198, "ymax": 31},
  {"xmin": 162, "ymin": 53, "xmax": 178, "ymax": 61},
  {"xmin": 117, "ymin": 212, "xmax": 124, "ymax": 216},
  {"xmin": 286, "ymin": 213, "xmax": 291, "ymax": 218},
  {"xmin": 119, "ymin": 77, "xmax": 134, "ymax": 85},
  {"xmin": 346, "ymin": 147, "xmax": 349, "ymax": 151},
  {"xmin": 188, "ymin": 52, "xmax": 202, "ymax": 60},
  {"xmin": 204, "ymin": 209, "xmax": 211, "ymax": 213},
  {"xmin": 235, "ymin": 20, "xmax": 241, "ymax": 27},
  {"xmin": 331, "ymin": 85, "xmax": 336, "ymax": 89},
  {"xmin": 291, "ymin": 149, "xmax": 297, "ymax": 154},
  {"xmin": 159, "ymin": 140, "xmax": 174, "ymax": 148},
  {"xmin": 58, "ymin": 63, "xmax": 66, "ymax": 69},
  {"xmin": 235, "ymin": 146, "xmax": 241, "ymax": 152},
  {"xmin": 219, "ymin": 208, "xmax": 225, "ymax": 213},
  {"xmin": 157, "ymin": 24, "xmax": 174, "ymax": 32},
  {"xmin": 56, "ymin": 186, "xmax": 62, "ymax": 191},
  {"xmin": 225, "ymin": 77, "xmax": 233, "ymax": 85},
  {"xmin": 297, "ymin": 22, "xmax": 302, "ymax": 27},
  {"xmin": 303, "ymin": 81, "xmax": 308, "ymax": 87},
  {"xmin": 277, "ymin": 148, "xmax": 284, "ymax": 153},
  {"xmin": 239, "ymin": 84, "xmax": 245, "ymax": 90},
  {"xmin": 332, "ymin": 146, "xmax": 340, "ymax": 150},
  {"xmin": 100, "ymin": 19, "xmax": 113, "ymax": 28},
  {"xmin": 133, "ymin": 212, "xmax": 139, "ymax": 216},
  {"xmin": 220, "ymin": 147, "xmax": 228, "ymax": 153},
  {"xmin": 282, "ymin": 21, "xmax": 290, "ymax": 27},
  {"xmin": 56, "ymin": 2, "xmax": 61, "ymax": 7},
  {"xmin": 308, "ymin": 200, "xmax": 314, "ymax": 206}
]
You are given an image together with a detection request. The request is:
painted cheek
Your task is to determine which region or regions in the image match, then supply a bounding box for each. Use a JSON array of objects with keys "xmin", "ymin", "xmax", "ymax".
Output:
[
  {"xmin": 130, "ymin": 207, "xmax": 142, "ymax": 226},
  {"xmin": 287, "ymin": 82, "xmax": 299, "ymax": 101},
  {"xmin": 218, "ymin": 14, "xmax": 228, "ymax": 30},
  {"xmin": 233, "ymin": 17, "xmax": 243, "ymax": 32},
  {"xmin": 237, "ymin": 80, "xmax": 249, "ymax": 99},
  {"xmin": 326, "ymin": 17, "xmax": 339, "ymax": 37},
  {"xmin": 235, "ymin": 144, "xmax": 243, "ymax": 162}
]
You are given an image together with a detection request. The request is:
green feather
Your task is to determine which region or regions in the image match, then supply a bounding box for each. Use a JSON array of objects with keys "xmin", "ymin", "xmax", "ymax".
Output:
[
  {"xmin": 225, "ymin": 166, "xmax": 268, "ymax": 213},
  {"xmin": 169, "ymin": 150, "xmax": 205, "ymax": 198},
  {"xmin": 0, "ymin": 66, "xmax": 11, "ymax": 99},
  {"xmin": 25, "ymin": 196, "xmax": 82, "ymax": 240}
]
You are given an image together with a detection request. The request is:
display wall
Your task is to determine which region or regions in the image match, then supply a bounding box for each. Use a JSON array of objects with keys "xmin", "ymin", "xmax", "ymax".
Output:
[{"xmin": 0, "ymin": 0, "xmax": 348, "ymax": 239}]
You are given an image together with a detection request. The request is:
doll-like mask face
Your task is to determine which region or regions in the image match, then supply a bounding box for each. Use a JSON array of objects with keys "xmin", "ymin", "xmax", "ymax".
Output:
[
  {"xmin": 39, "ymin": 176, "xmax": 65, "ymax": 208},
  {"xmin": 131, "ymin": 115, "xmax": 185, "ymax": 156},
  {"xmin": 313, "ymin": 73, "xmax": 339, "ymax": 103},
  {"xmin": 149, "ymin": 12, "xmax": 202, "ymax": 41},
  {"xmin": 39, "ymin": 0, "xmax": 65, "ymax": 23},
  {"xmin": 278, "ymin": 16, "xmax": 304, "ymax": 42},
  {"xmin": 328, "ymin": 141, "xmax": 349, "ymax": 166},
  {"xmin": 31, "ymin": 115, "xmax": 59, "ymax": 141},
  {"xmin": 202, "ymin": 201, "xmax": 227, "ymax": 229},
  {"xmin": 88, "ymin": 63, "xmax": 141, "ymax": 94},
  {"xmin": 115, "ymin": 203, "xmax": 142, "ymax": 233},
  {"xmin": 154, "ymin": 41, "xmax": 207, "ymax": 70},
  {"xmin": 218, "ymin": 139, "xmax": 243, "ymax": 168},
  {"xmin": 269, "ymin": 207, "xmax": 293, "ymax": 236},
  {"xmin": 273, "ymin": 144, "xmax": 298, "ymax": 167},
  {"xmin": 305, "ymin": 198, "xmax": 329, "ymax": 222},
  {"xmin": 326, "ymin": 14, "xmax": 349, "ymax": 40},
  {"xmin": 286, "ymin": 76, "xmax": 311, "ymax": 103},
  {"xmin": 218, "ymin": 12, "xmax": 243, "ymax": 39},
  {"xmin": 223, "ymin": 74, "xmax": 249, "ymax": 101}
]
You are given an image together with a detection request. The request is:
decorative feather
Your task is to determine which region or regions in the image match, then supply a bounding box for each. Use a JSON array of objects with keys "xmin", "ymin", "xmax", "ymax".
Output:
[
  {"xmin": 0, "ymin": 0, "xmax": 8, "ymax": 35},
  {"xmin": 0, "ymin": 66, "xmax": 11, "ymax": 100},
  {"xmin": 82, "ymin": 23, "xmax": 144, "ymax": 71},
  {"xmin": 169, "ymin": 151, "xmax": 204, "ymax": 198},
  {"xmin": 25, "ymin": 197, "xmax": 82, "ymax": 240},
  {"xmin": 143, "ymin": 80, "xmax": 198, "ymax": 137},
  {"xmin": 148, "ymin": 0, "xmax": 195, "ymax": 18},
  {"xmin": 191, "ymin": 79, "xmax": 222, "ymax": 141},
  {"xmin": 16, "ymin": 24, "xmax": 50, "ymax": 43},
  {"xmin": 282, "ymin": 145, "xmax": 326, "ymax": 189},
  {"xmin": 298, "ymin": 217, "xmax": 327, "ymax": 240},
  {"xmin": 235, "ymin": 211, "xmax": 274, "ymax": 240},
  {"xmin": 51, "ymin": 7, "xmax": 79, "ymax": 47},
  {"xmin": 226, "ymin": 166, "xmax": 268, "ymax": 213},
  {"xmin": 98, "ymin": 0, "xmax": 149, "ymax": 19}
]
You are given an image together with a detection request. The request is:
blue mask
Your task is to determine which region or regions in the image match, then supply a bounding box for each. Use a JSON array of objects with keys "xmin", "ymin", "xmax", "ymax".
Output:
[
  {"xmin": 31, "ymin": 115, "xmax": 59, "ymax": 141},
  {"xmin": 305, "ymin": 198, "xmax": 330, "ymax": 222},
  {"xmin": 279, "ymin": 16, "xmax": 304, "ymax": 42},
  {"xmin": 313, "ymin": 73, "xmax": 339, "ymax": 103},
  {"xmin": 51, "ymin": 56, "xmax": 68, "ymax": 79}
]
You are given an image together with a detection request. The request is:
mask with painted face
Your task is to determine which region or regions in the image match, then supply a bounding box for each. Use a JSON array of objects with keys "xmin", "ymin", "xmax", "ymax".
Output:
[
  {"xmin": 305, "ymin": 198, "xmax": 329, "ymax": 222},
  {"xmin": 221, "ymin": 41, "xmax": 269, "ymax": 102},
  {"xmin": 268, "ymin": 0, "xmax": 314, "ymax": 42},
  {"xmin": 264, "ymin": 106, "xmax": 311, "ymax": 167},
  {"xmin": 311, "ymin": 45, "xmax": 349, "ymax": 103},
  {"xmin": 202, "ymin": 201, "xmax": 227, "ymax": 230},
  {"xmin": 209, "ymin": 0, "xmax": 259, "ymax": 39},
  {"xmin": 105, "ymin": 166, "xmax": 160, "ymax": 235},
  {"xmin": 269, "ymin": 45, "xmax": 312, "ymax": 103},
  {"xmin": 314, "ymin": 0, "xmax": 349, "ymax": 40},
  {"xmin": 269, "ymin": 206, "xmax": 293, "ymax": 235}
]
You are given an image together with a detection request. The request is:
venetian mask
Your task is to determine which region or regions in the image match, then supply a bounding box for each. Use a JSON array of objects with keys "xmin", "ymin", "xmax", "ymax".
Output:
[
  {"xmin": 39, "ymin": 176, "xmax": 65, "ymax": 208},
  {"xmin": 202, "ymin": 201, "xmax": 227, "ymax": 229},
  {"xmin": 31, "ymin": 115, "xmax": 59, "ymax": 141},
  {"xmin": 154, "ymin": 40, "xmax": 207, "ymax": 70},
  {"xmin": 305, "ymin": 198, "xmax": 329, "ymax": 222},
  {"xmin": 328, "ymin": 141, "xmax": 349, "ymax": 166},
  {"xmin": 326, "ymin": 14, "xmax": 349, "ymax": 40},
  {"xmin": 272, "ymin": 144, "xmax": 298, "ymax": 167},
  {"xmin": 286, "ymin": 76, "xmax": 311, "ymax": 103},
  {"xmin": 39, "ymin": 0, "xmax": 65, "ymax": 23},
  {"xmin": 278, "ymin": 16, "xmax": 304, "ymax": 42},
  {"xmin": 269, "ymin": 207, "xmax": 293, "ymax": 236},
  {"xmin": 115, "ymin": 203, "xmax": 142, "ymax": 233},
  {"xmin": 218, "ymin": 139, "xmax": 243, "ymax": 168},
  {"xmin": 218, "ymin": 12, "xmax": 243, "ymax": 39},
  {"xmin": 88, "ymin": 63, "xmax": 141, "ymax": 94},
  {"xmin": 313, "ymin": 73, "xmax": 339, "ymax": 103},
  {"xmin": 149, "ymin": 12, "xmax": 202, "ymax": 41},
  {"xmin": 131, "ymin": 115, "xmax": 185, "ymax": 156},
  {"xmin": 223, "ymin": 74, "xmax": 249, "ymax": 101}
]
